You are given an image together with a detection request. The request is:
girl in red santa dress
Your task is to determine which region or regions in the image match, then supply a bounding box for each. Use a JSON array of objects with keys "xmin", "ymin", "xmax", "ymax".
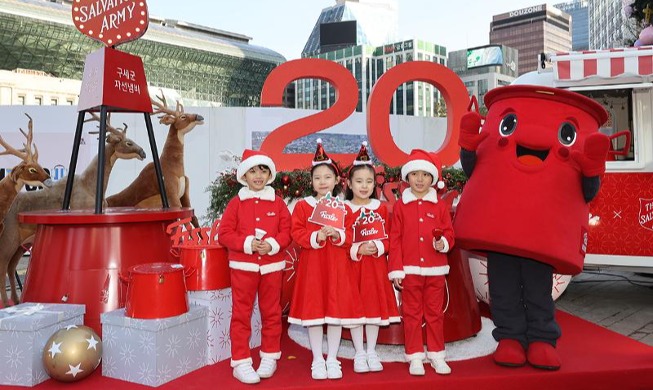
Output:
[
  {"xmin": 218, "ymin": 150, "xmax": 292, "ymax": 384},
  {"xmin": 344, "ymin": 142, "xmax": 400, "ymax": 374},
  {"xmin": 388, "ymin": 149, "xmax": 454, "ymax": 376},
  {"xmin": 288, "ymin": 139, "xmax": 365, "ymax": 380}
]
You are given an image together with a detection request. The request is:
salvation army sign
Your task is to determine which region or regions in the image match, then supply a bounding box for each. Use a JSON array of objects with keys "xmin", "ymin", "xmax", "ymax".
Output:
[{"xmin": 72, "ymin": 0, "xmax": 149, "ymax": 47}]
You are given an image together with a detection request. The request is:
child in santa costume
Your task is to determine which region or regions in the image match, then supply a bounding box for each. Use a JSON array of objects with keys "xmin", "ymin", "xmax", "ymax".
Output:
[
  {"xmin": 218, "ymin": 149, "xmax": 292, "ymax": 384},
  {"xmin": 288, "ymin": 139, "xmax": 365, "ymax": 380},
  {"xmin": 388, "ymin": 149, "xmax": 454, "ymax": 376},
  {"xmin": 344, "ymin": 142, "xmax": 400, "ymax": 373}
]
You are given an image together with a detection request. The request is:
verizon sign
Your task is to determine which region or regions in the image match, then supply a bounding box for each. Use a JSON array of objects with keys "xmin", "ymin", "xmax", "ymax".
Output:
[{"xmin": 509, "ymin": 4, "xmax": 543, "ymax": 17}]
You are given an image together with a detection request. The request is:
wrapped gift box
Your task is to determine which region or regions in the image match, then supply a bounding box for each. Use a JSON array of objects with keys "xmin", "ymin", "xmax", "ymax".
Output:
[
  {"xmin": 101, "ymin": 305, "xmax": 208, "ymax": 387},
  {"xmin": 0, "ymin": 303, "xmax": 85, "ymax": 387},
  {"xmin": 188, "ymin": 288, "xmax": 261, "ymax": 364}
]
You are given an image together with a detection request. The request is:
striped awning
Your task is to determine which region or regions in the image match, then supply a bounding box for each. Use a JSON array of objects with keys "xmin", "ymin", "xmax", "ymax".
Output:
[{"xmin": 551, "ymin": 46, "xmax": 653, "ymax": 83}]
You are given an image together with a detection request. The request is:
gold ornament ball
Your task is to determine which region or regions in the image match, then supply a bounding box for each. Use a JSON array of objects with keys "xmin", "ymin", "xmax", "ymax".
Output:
[{"xmin": 42, "ymin": 325, "xmax": 102, "ymax": 382}]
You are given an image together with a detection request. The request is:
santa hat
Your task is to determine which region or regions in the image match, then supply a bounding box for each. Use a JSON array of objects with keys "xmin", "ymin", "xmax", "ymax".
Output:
[
  {"xmin": 312, "ymin": 138, "xmax": 332, "ymax": 166},
  {"xmin": 237, "ymin": 149, "xmax": 276, "ymax": 186},
  {"xmin": 401, "ymin": 149, "xmax": 445, "ymax": 189},
  {"xmin": 353, "ymin": 141, "xmax": 373, "ymax": 166}
]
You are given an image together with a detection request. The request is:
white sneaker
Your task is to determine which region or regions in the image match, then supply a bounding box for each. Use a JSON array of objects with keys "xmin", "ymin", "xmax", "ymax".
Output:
[
  {"xmin": 354, "ymin": 352, "xmax": 370, "ymax": 373},
  {"xmin": 430, "ymin": 358, "xmax": 451, "ymax": 375},
  {"xmin": 326, "ymin": 359, "xmax": 343, "ymax": 379},
  {"xmin": 257, "ymin": 357, "xmax": 277, "ymax": 379},
  {"xmin": 233, "ymin": 363, "xmax": 260, "ymax": 384},
  {"xmin": 409, "ymin": 359, "xmax": 425, "ymax": 376},
  {"xmin": 367, "ymin": 351, "xmax": 384, "ymax": 372},
  {"xmin": 311, "ymin": 360, "xmax": 327, "ymax": 380}
]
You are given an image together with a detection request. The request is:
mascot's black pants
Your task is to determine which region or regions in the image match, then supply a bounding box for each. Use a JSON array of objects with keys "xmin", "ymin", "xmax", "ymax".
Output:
[{"xmin": 487, "ymin": 252, "xmax": 561, "ymax": 348}]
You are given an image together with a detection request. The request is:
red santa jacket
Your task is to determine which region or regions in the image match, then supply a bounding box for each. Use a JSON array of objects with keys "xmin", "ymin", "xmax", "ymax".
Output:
[
  {"xmin": 344, "ymin": 199, "xmax": 390, "ymax": 261},
  {"xmin": 218, "ymin": 186, "xmax": 292, "ymax": 274},
  {"xmin": 388, "ymin": 188, "xmax": 454, "ymax": 279}
]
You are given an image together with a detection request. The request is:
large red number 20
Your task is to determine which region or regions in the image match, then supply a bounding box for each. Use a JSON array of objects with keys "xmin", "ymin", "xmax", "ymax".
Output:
[
  {"xmin": 260, "ymin": 58, "xmax": 468, "ymax": 170},
  {"xmin": 260, "ymin": 59, "xmax": 359, "ymax": 171}
]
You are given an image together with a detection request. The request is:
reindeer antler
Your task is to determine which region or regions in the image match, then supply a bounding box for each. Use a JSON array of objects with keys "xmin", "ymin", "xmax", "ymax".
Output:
[
  {"xmin": 151, "ymin": 91, "xmax": 177, "ymax": 118},
  {"xmin": 0, "ymin": 113, "xmax": 38, "ymax": 162},
  {"xmin": 85, "ymin": 112, "xmax": 127, "ymax": 138}
]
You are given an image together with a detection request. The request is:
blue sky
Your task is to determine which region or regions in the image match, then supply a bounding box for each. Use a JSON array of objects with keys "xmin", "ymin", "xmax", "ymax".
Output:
[{"xmin": 147, "ymin": 1, "xmax": 563, "ymax": 59}]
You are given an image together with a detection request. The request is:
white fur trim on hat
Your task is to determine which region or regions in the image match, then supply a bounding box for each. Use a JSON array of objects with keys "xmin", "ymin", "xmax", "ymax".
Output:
[
  {"xmin": 237, "ymin": 154, "xmax": 276, "ymax": 186},
  {"xmin": 401, "ymin": 159, "xmax": 438, "ymax": 182}
]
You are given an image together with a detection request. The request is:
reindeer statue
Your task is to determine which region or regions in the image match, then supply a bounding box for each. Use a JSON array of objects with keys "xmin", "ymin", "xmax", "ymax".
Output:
[
  {"xmin": 105, "ymin": 93, "xmax": 204, "ymax": 227},
  {"xmin": 0, "ymin": 114, "xmax": 52, "ymax": 236},
  {"xmin": 0, "ymin": 113, "xmax": 146, "ymax": 307}
]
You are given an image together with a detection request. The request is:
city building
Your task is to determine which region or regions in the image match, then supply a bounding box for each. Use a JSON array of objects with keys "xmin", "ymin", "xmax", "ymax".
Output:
[
  {"xmin": 297, "ymin": 39, "xmax": 447, "ymax": 116},
  {"xmin": 588, "ymin": 0, "xmax": 629, "ymax": 49},
  {"xmin": 554, "ymin": 0, "xmax": 590, "ymax": 51},
  {"xmin": 490, "ymin": 4, "xmax": 572, "ymax": 75},
  {"xmin": 0, "ymin": 0, "xmax": 285, "ymax": 107},
  {"xmin": 448, "ymin": 45, "xmax": 519, "ymax": 110},
  {"xmin": 302, "ymin": 0, "xmax": 398, "ymax": 57}
]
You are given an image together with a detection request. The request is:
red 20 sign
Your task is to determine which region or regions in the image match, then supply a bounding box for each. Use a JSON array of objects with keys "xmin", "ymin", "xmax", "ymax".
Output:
[{"xmin": 260, "ymin": 58, "xmax": 468, "ymax": 170}]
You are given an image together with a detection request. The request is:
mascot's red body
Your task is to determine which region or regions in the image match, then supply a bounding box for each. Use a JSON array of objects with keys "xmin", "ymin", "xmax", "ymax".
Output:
[{"xmin": 454, "ymin": 85, "xmax": 609, "ymax": 370}]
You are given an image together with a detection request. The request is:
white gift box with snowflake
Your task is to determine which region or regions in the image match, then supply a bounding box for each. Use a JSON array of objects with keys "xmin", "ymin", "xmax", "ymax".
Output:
[
  {"xmin": 187, "ymin": 288, "xmax": 262, "ymax": 365},
  {"xmin": 0, "ymin": 302, "xmax": 85, "ymax": 387},
  {"xmin": 100, "ymin": 305, "xmax": 208, "ymax": 387}
]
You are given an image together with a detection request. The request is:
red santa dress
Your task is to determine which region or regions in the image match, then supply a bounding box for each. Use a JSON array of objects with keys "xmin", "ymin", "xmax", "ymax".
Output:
[
  {"xmin": 218, "ymin": 186, "xmax": 292, "ymax": 367},
  {"xmin": 288, "ymin": 196, "xmax": 365, "ymax": 326},
  {"xmin": 345, "ymin": 199, "xmax": 400, "ymax": 326},
  {"xmin": 388, "ymin": 187, "xmax": 454, "ymax": 361}
]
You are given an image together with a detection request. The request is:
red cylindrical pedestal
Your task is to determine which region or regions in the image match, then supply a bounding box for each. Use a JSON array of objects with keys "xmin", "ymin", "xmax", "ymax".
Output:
[{"xmin": 20, "ymin": 207, "xmax": 194, "ymax": 335}]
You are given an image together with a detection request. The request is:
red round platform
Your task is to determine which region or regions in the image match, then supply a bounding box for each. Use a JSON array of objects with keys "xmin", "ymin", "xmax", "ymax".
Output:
[{"xmin": 19, "ymin": 207, "xmax": 194, "ymax": 335}]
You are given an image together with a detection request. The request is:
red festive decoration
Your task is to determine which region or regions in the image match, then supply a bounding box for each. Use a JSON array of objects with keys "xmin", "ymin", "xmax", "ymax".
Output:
[
  {"xmin": 282, "ymin": 175, "xmax": 291, "ymax": 185},
  {"xmin": 308, "ymin": 192, "xmax": 347, "ymax": 230},
  {"xmin": 353, "ymin": 141, "xmax": 373, "ymax": 165},
  {"xmin": 352, "ymin": 209, "xmax": 388, "ymax": 243},
  {"xmin": 72, "ymin": 0, "xmax": 149, "ymax": 47},
  {"xmin": 312, "ymin": 138, "xmax": 331, "ymax": 165}
]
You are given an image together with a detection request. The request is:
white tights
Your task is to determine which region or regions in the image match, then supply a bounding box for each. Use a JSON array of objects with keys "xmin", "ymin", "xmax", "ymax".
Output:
[
  {"xmin": 350, "ymin": 325, "xmax": 380, "ymax": 355},
  {"xmin": 308, "ymin": 325, "xmax": 342, "ymax": 362}
]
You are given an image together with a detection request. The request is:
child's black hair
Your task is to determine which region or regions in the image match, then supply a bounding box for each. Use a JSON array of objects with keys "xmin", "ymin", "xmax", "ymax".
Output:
[
  {"xmin": 310, "ymin": 162, "xmax": 342, "ymax": 197},
  {"xmin": 345, "ymin": 164, "xmax": 377, "ymax": 200}
]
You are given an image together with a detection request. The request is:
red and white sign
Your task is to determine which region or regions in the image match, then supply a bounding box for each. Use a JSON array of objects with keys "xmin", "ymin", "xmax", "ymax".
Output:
[
  {"xmin": 352, "ymin": 209, "xmax": 388, "ymax": 243},
  {"xmin": 308, "ymin": 192, "xmax": 347, "ymax": 230},
  {"xmin": 639, "ymin": 198, "xmax": 653, "ymax": 232},
  {"xmin": 72, "ymin": 0, "xmax": 149, "ymax": 47},
  {"xmin": 78, "ymin": 47, "xmax": 153, "ymax": 112}
]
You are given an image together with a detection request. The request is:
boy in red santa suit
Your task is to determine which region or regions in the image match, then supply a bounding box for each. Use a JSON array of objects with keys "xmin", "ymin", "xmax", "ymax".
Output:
[
  {"xmin": 218, "ymin": 149, "xmax": 292, "ymax": 384},
  {"xmin": 388, "ymin": 149, "xmax": 454, "ymax": 376}
]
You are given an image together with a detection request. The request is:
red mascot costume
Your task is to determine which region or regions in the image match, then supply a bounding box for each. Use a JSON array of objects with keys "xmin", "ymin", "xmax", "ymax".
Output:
[{"xmin": 453, "ymin": 85, "xmax": 609, "ymax": 370}]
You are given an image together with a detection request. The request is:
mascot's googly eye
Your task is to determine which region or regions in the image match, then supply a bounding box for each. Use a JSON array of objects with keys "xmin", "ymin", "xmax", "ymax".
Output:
[
  {"xmin": 499, "ymin": 113, "xmax": 517, "ymax": 137},
  {"xmin": 558, "ymin": 122, "xmax": 577, "ymax": 146}
]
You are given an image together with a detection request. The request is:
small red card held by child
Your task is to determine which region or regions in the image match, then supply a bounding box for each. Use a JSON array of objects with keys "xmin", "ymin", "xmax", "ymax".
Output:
[
  {"xmin": 352, "ymin": 208, "xmax": 388, "ymax": 243},
  {"xmin": 308, "ymin": 192, "xmax": 347, "ymax": 230}
]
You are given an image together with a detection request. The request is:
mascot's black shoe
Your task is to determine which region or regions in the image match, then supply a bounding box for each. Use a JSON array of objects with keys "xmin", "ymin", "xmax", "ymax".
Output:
[
  {"xmin": 527, "ymin": 342, "xmax": 561, "ymax": 370},
  {"xmin": 493, "ymin": 339, "xmax": 526, "ymax": 367}
]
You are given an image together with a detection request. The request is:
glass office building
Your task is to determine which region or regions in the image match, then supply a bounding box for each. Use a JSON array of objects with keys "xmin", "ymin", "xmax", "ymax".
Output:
[
  {"xmin": 490, "ymin": 4, "xmax": 572, "ymax": 75},
  {"xmin": 588, "ymin": 0, "xmax": 628, "ymax": 49},
  {"xmin": 0, "ymin": 0, "xmax": 285, "ymax": 107},
  {"xmin": 302, "ymin": 0, "xmax": 398, "ymax": 57},
  {"xmin": 554, "ymin": 0, "xmax": 589, "ymax": 51},
  {"xmin": 298, "ymin": 39, "xmax": 447, "ymax": 117}
]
